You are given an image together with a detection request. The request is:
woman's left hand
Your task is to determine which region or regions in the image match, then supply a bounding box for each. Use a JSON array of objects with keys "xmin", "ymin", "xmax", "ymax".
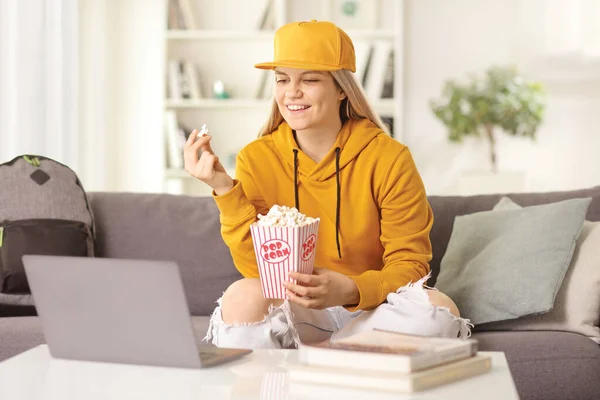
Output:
[{"xmin": 284, "ymin": 268, "xmax": 359, "ymax": 310}]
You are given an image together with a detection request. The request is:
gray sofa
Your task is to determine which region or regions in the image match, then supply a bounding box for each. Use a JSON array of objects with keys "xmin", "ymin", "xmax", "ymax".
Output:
[{"xmin": 2, "ymin": 186, "xmax": 600, "ymax": 400}]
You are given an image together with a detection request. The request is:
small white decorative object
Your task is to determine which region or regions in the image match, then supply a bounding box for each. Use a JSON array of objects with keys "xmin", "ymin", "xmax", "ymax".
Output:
[{"xmin": 212, "ymin": 80, "xmax": 230, "ymax": 99}]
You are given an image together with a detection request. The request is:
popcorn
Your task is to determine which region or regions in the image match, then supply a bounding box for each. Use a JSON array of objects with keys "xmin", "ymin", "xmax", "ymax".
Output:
[
  {"xmin": 197, "ymin": 124, "xmax": 209, "ymax": 138},
  {"xmin": 256, "ymin": 205, "xmax": 317, "ymax": 227},
  {"xmin": 250, "ymin": 205, "xmax": 320, "ymax": 299}
]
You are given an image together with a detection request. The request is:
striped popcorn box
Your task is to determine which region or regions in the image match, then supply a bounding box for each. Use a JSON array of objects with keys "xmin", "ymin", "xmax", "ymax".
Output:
[{"xmin": 250, "ymin": 220, "xmax": 320, "ymax": 299}]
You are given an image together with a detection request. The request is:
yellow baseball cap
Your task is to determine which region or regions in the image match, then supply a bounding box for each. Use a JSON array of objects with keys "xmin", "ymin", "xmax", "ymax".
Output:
[{"xmin": 254, "ymin": 20, "xmax": 356, "ymax": 73}]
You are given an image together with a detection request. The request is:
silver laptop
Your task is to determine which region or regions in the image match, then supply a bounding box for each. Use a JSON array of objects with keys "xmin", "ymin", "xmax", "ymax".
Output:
[{"xmin": 22, "ymin": 255, "xmax": 251, "ymax": 368}]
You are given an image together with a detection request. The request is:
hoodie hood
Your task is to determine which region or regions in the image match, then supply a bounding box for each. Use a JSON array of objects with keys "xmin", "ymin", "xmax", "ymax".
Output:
[{"xmin": 272, "ymin": 118, "xmax": 383, "ymax": 182}]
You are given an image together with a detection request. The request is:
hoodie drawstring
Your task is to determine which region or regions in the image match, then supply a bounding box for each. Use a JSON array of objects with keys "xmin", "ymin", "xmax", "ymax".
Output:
[
  {"xmin": 334, "ymin": 147, "xmax": 342, "ymax": 259},
  {"xmin": 292, "ymin": 147, "xmax": 342, "ymax": 259},
  {"xmin": 293, "ymin": 149, "xmax": 300, "ymax": 210}
]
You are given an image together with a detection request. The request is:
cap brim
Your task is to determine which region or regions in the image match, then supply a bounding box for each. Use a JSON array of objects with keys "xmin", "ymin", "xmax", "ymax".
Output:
[{"xmin": 254, "ymin": 60, "xmax": 349, "ymax": 72}]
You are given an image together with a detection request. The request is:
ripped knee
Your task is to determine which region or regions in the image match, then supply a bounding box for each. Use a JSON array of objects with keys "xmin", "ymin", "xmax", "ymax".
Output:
[
  {"xmin": 204, "ymin": 296, "xmax": 301, "ymax": 349},
  {"xmin": 221, "ymin": 278, "xmax": 283, "ymax": 325},
  {"xmin": 426, "ymin": 289, "xmax": 460, "ymax": 318}
]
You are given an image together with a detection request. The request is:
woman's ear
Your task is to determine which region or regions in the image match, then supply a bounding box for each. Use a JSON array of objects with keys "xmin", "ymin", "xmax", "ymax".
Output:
[{"xmin": 338, "ymin": 91, "xmax": 347, "ymax": 101}]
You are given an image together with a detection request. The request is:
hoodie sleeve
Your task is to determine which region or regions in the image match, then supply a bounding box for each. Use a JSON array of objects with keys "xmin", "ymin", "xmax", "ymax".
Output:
[
  {"xmin": 212, "ymin": 151, "xmax": 268, "ymax": 278},
  {"xmin": 347, "ymin": 148, "xmax": 433, "ymax": 311}
]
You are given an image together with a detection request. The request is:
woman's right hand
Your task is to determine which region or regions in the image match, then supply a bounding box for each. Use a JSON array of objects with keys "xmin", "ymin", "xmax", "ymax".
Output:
[{"xmin": 183, "ymin": 129, "xmax": 234, "ymax": 195}]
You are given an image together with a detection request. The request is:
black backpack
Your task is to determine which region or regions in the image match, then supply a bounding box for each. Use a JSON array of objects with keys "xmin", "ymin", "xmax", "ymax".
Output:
[{"xmin": 0, "ymin": 155, "xmax": 95, "ymax": 308}]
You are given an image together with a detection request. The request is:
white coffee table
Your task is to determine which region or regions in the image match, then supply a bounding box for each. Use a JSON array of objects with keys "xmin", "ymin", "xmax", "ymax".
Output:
[{"xmin": 0, "ymin": 345, "xmax": 519, "ymax": 399}]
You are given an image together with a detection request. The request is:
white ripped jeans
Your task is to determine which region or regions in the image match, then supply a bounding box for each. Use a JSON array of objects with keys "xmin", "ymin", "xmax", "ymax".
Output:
[{"xmin": 204, "ymin": 275, "xmax": 473, "ymax": 349}]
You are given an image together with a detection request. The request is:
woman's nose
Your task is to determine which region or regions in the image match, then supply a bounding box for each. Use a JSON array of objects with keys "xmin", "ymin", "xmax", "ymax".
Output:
[{"xmin": 285, "ymin": 82, "xmax": 302, "ymax": 98}]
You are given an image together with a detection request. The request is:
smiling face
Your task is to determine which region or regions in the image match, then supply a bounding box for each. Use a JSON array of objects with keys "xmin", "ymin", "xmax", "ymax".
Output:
[{"xmin": 274, "ymin": 67, "xmax": 346, "ymax": 133}]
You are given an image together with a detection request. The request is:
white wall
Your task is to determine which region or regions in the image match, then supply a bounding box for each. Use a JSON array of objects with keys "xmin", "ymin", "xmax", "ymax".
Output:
[
  {"xmin": 79, "ymin": 0, "xmax": 108, "ymax": 191},
  {"xmin": 403, "ymin": 0, "xmax": 600, "ymax": 195},
  {"xmin": 79, "ymin": 0, "xmax": 166, "ymax": 193}
]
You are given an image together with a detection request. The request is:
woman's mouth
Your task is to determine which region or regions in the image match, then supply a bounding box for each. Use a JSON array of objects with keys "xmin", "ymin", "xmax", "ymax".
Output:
[{"xmin": 286, "ymin": 104, "xmax": 311, "ymax": 113}]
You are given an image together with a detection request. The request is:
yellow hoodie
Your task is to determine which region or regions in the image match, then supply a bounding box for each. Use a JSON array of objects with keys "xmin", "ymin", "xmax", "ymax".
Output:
[{"xmin": 213, "ymin": 118, "xmax": 433, "ymax": 311}]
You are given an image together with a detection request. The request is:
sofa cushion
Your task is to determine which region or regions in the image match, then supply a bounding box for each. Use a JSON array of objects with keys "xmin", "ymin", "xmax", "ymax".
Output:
[
  {"xmin": 473, "ymin": 331, "xmax": 600, "ymax": 400},
  {"xmin": 427, "ymin": 185, "xmax": 600, "ymax": 286},
  {"xmin": 88, "ymin": 193, "xmax": 242, "ymax": 316},
  {"xmin": 0, "ymin": 317, "xmax": 45, "ymax": 362},
  {"xmin": 475, "ymin": 198, "xmax": 600, "ymax": 342},
  {"xmin": 434, "ymin": 197, "xmax": 591, "ymax": 325}
]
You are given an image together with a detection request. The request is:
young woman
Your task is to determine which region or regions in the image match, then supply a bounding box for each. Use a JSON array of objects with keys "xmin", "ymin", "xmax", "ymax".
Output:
[{"xmin": 184, "ymin": 20, "xmax": 472, "ymax": 349}]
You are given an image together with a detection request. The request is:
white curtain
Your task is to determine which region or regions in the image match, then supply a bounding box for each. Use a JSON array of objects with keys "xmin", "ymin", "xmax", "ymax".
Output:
[
  {"xmin": 545, "ymin": 0, "xmax": 600, "ymax": 57},
  {"xmin": 0, "ymin": 0, "xmax": 79, "ymax": 169}
]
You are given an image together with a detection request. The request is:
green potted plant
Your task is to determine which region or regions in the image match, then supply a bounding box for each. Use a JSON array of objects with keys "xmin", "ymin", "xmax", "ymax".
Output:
[{"xmin": 430, "ymin": 65, "xmax": 546, "ymax": 173}]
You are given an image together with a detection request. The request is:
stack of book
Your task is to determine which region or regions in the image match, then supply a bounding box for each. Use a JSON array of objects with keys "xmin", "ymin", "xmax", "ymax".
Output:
[{"xmin": 288, "ymin": 329, "xmax": 492, "ymax": 394}]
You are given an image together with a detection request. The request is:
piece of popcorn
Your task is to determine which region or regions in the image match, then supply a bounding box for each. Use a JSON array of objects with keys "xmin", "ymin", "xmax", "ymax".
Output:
[
  {"xmin": 256, "ymin": 205, "xmax": 318, "ymax": 227},
  {"xmin": 197, "ymin": 124, "xmax": 209, "ymax": 138}
]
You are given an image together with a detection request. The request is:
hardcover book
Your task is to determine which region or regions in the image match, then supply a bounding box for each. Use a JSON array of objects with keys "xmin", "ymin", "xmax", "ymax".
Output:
[
  {"xmin": 289, "ymin": 354, "xmax": 492, "ymax": 393},
  {"xmin": 298, "ymin": 329, "xmax": 478, "ymax": 373}
]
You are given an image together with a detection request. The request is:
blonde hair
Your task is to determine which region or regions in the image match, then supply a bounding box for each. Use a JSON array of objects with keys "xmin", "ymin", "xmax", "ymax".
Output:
[{"xmin": 257, "ymin": 69, "xmax": 390, "ymax": 137}]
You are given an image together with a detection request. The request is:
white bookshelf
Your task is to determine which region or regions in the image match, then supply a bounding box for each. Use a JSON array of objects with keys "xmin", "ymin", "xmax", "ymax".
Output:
[{"xmin": 163, "ymin": 0, "xmax": 403, "ymax": 197}]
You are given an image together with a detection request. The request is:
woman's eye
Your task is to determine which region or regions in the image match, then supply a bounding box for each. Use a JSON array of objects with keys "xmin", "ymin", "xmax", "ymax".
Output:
[
  {"xmin": 304, "ymin": 79, "xmax": 318, "ymax": 83},
  {"xmin": 276, "ymin": 79, "xmax": 288, "ymax": 84}
]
